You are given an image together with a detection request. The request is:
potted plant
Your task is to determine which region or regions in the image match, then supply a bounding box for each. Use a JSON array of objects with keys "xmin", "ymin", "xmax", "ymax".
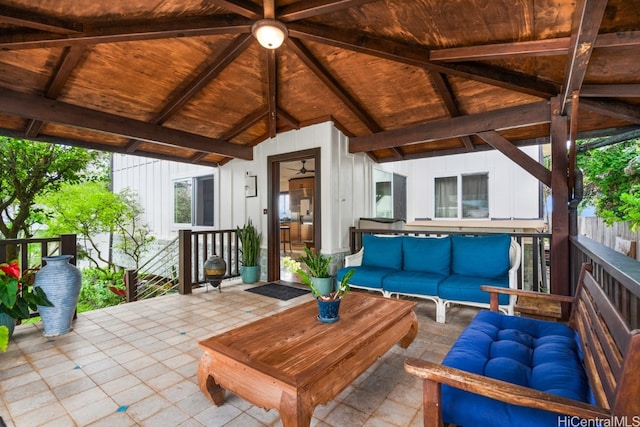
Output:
[
  {"xmin": 0, "ymin": 260, "xmax": 53, "ymax": 346},
  {"xmin": 282, "ymin": 256, "xmax": 355, "ymax": 323},
  {"xmin": 237, "ymin": 219, "xmax": 262, "ymax": 284},
  {"xmin": 297, "ymin": 247, "xmax": 333, "ymax": 295}
]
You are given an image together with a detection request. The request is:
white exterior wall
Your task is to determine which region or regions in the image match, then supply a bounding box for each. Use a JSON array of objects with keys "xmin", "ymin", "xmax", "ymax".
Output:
[{"xmin": 112, "ymin": 122, "xmax": 541, "ymax": 258}]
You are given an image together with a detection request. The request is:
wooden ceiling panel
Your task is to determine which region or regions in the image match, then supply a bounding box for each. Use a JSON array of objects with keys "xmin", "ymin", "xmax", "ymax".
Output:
[
  {"xmin": 164, "ymin": 44, "xmax": 265, "ymax": 140},
  {"xmin": 447, "ymin": 76, "xmax": 543, "ymax": 116},
  {"xmin": 584, "ymin": 46, "xmax": 640, "ymax": 84},
  {"xmin": 0, "ymin": 47, "xmax": 64, "ymax": 92},
  {"xmin": 58, "ymin": 37, "xmax": 236, "ymax": 122},
  {"xmin": 42, "ymin": 122, "xmax": 129, "ymax": 146},
  {"xmin": 304, "ymin": 41, "xmax": 447, "ymax": 130}
]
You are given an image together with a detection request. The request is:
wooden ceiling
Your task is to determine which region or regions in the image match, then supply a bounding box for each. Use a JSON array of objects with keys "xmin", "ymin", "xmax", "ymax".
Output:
[{"xmin": 0, "ymin": 0, "xmax": 639, "ymax": 167}]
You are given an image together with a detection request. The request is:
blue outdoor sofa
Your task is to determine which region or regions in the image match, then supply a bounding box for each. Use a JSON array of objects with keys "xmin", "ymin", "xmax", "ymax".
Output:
[{"xmin": 336, "ymin": 233, "xmax": 521, "ymax": 323}]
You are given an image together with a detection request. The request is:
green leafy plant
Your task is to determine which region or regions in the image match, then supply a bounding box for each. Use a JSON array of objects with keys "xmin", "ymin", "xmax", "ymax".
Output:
[
  {"xmin": 0, "ymin": 260, "xmax": 52, "ymax": 320},
  {"xmin": 282, "ymin": 256, "xmax": 354, "ymax": 301},
  {"xmin": 237, "ymin": 219, "xmax": 262, "ymax": 266},
  {"xmin": 0, "ymin": 325, "xmax": 8, "ymax": 352},
  {"xmin": 298, "ymin": 247, "xmax": 331, "ymax": 278}
]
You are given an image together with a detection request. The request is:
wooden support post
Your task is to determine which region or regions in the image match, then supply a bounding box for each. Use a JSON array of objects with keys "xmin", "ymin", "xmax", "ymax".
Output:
[
  {"xmin": 178, "ymin": 229, "xmax": 192, "ymax": 295},
  {"xmin": 550, "ymin": 97, "xmax": 571, "ymax": 303},
  {"xmin": 60, "ymin": 234, "xmax": 77, "ymax": 264},
  {"xmin": 124, "ymin": 269, "xmax": 137, "ymax": 302}
]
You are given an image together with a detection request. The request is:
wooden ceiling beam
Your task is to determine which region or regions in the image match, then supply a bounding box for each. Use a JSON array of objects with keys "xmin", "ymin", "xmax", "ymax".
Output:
[
  {"xmin": 0, "ymin": 127, "xmax": 220, "ymax": 167},
  {"xmin": 26, "ymin": 45, "xmax": 87, "ymax": 138},
  {"xmin": 579, "ymin": 99, "xmax": 640, "ymax": 124},
  {"xmin": 429, "ymin": 31, "xmax": 640, "ymax": 62},
  {"xmin": 267, "ymin": 49, "xmax": 278, "ymax": 138},
  {"xmin": 289, "ymin": 23, "xmax": 559, "ymax": 98},
  {"xmin": 205, "ymin": 0, "xmax": 262, "ymax": 19},
  {"xmin": 581, "ymin": 84, "xmax": 640, "ymax": 98},
  {"xmin": 0, "ymin": 15, "xmax": 252, "ymax": 50},
  {"xmin": 560, "ymin": 0, "xmax": 608, "ymax": 114},
  {"xmin": 477, "ymin": 131, "xmax": 551, "ymax": 187},
  {"xmin": 0, "ymin": 87, "xmax": 253, "ymax": 160},
  {"xmin": 349, "ymin": 100, "xmax": 550, "ymax": 153},
  {"xmin": 427, "ymin": 71, "xmax": 475, "ymax": 151},
  {"xmin": 278, "ymin": 0, "xmax": 378, "ymax": 22},
  {"xmin": 287, "ymin": 38, "xmax": 382, "ymax": 133},
  {"xmin": 0, "ymin": 4, "xmax": 82, "ymax": 34},
  {"xmin": 222, "ymin": 106, "xmax": 269, "ymax": 141},
  {"xmin": 277, "ymin": 108, "xmax": 300, "ymax": 130}
]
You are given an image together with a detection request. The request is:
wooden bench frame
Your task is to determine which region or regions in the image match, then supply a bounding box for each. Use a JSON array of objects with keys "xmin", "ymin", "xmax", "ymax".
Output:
[{"xmin": 405, "ymin": 263, "xmax": 640, "ymax": 426}]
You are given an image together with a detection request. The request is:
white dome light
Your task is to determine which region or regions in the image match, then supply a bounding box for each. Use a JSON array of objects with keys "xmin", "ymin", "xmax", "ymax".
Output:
[{"xmin": 252, "ymin": 19, "xmax": 288, "ymax": 49}]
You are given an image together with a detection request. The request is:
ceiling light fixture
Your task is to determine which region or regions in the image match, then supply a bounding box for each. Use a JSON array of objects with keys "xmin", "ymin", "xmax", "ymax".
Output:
[{"xmin": 251, "ymin": 19, "xmax": 288, "ymax": 49}]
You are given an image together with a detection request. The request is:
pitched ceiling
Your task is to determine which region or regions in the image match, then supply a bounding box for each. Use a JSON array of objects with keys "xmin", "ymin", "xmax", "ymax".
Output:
[{"xmin": 0, "ymin": 0, "xmax": 639, "ymax": 167}]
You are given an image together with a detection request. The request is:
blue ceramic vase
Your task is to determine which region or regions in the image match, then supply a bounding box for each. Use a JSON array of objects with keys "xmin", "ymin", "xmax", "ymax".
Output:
[
  {"xmin": 317, "ymin": 298, "xmax": 341, "ymax": 323},
  {"xmin": 34, "ymin": 255, "xmax": 82, "ymax": 337}
]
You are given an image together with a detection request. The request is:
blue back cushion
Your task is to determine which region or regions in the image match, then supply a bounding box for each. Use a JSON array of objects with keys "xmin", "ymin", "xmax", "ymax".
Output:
[
  {"xmin": 403, "ymin": 236, "xmax": 451, "ymax": 275},
  {"xmin": 451, "ymin": 234, "xmax": 511, "ymax": 277},
  {"xmin": 361, "ymin": 234, "xmax": 403, "ymax": 270}
]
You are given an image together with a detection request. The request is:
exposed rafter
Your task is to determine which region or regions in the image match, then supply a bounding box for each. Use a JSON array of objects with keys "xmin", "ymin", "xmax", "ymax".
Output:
[
  {"xmin": 349, "ymin": 101, "xmax": 551, "ymax": 152},
  {"xmin": 0, "ymin": 4, "xmax": 82, "ymax": 34},
  {"xmin": 0, "ymin": 87, "xmax": 253, "ymax": 160},
  {"xmin": 278, "ymin": 0, "xmax": 378, "ymax": 22}
]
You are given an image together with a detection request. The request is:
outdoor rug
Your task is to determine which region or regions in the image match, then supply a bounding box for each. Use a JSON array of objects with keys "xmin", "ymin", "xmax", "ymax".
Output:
[{"xmin": 245, "ymin": 283, "xmax": 310, "ymax": 301}]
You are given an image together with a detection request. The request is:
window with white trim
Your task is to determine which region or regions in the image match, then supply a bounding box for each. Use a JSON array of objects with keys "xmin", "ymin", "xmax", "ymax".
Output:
[
  {"xmin": 173, "ymin": 175, "xmax": 214, "ymax": 226},
  {"xmin": 434, "ymin": 173, "xmax": 489, "ymax": 219}
]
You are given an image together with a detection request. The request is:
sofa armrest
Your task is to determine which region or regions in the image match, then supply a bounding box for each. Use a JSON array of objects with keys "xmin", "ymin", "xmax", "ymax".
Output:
[
  {"xmin": 345, "ymin": 247, "xmax": 364, "ymax": 267},
  {"xmin": 480, "ymin": 285, "xmax": 575, "ymax": 312},
  {"xmin": 508, "ymin": 238, "xmax": 521, "ymax": 290},
  {"xmin": 404, "ymin": 358, "xmax": 610, "ymax": 421}
]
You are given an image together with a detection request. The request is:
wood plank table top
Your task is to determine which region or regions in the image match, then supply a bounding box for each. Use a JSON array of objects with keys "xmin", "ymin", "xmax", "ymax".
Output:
[{"xmin": 197, "ymin": 292, "xmax": 418, "ymax": 427}]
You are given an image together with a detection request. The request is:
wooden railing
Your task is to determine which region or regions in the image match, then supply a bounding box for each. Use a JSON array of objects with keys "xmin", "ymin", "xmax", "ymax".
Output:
[
  {"xmin": 571, "ymin": 235, "xmax": 640, "ymax": 329},
  {"xmin": 0, "ymin": 234, "xmax": 77, "ymax": 267},
  {"xmin": 177, "ymin": 229, "xmax": 241, "ymax": 294},
  {"xmin": 348, "ymin": 227, "xmax": 552, "ymax": 292}
]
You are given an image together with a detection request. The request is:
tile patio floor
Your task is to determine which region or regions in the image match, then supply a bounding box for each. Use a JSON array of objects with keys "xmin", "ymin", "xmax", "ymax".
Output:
[{"xmin": 0, "ymin": 281, "xmax": 478, "ymax": 427}]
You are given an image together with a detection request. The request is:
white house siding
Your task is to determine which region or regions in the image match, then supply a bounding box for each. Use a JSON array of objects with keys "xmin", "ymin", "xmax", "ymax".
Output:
[{"xmin": 112, "ymin": 122, "xmax": 541, "ymax": 269}]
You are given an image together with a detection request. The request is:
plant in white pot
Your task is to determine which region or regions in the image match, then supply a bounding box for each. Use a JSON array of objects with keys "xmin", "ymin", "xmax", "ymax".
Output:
[{"xmin": 237, "ymin": 219, "xmax": 262, "ymax": 284}]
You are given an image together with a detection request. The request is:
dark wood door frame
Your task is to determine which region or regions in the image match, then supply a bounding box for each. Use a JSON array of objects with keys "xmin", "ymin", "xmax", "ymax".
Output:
[{"xmin": 267, "ymin": 148, "xmax": 321, "ymax": 282}]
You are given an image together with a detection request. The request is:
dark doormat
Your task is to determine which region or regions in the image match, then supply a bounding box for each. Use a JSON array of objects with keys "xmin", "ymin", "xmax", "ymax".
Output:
[{"xmin": 245, "ymin": 283, "xmax": 310, "ymax": 301}]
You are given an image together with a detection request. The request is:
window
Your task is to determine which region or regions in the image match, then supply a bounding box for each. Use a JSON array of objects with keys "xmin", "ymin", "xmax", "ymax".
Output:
[
  {"xmin": 173, "ymin": 175, "xmax": 214, "ymax": 226},
  {"xmin": 373, "ymin": 169, "xmax": 407, "ymax": 219},
  {"xmin": 279, "ymin": 192, "xmax": 290, "ymax": 220},
  {"xmin": 435, "ymin": 173, "xmax": 489, "ymax": 219}
]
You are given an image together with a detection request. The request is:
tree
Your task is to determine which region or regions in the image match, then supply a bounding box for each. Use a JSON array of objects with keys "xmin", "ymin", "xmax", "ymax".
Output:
[
  {"xmin": 39, "ymin": 182, "xmax": 154, "ymax": 271},
  {"xmin": 578, "ymin": 138, "xmax": 640, "ymax": 228},
  {"xmin": 0, "ymin": 137, "xmax": 97, "ymax": 240}
]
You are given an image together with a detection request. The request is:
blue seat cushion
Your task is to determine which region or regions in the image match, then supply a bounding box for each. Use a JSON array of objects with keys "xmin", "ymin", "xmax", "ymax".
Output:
[
  {"xmin": 382, "ymin": 271, "xmax": 446, "ymax": 296},
  {"xmin": 441, "ymin": 311, "xmax": 590, "ymax": 427},
  {"xmin": 451, "ymin": 234, "xmax": 511, "ymax": 277},
  {"xmin": 336, "ymin": 266, "xmax": 393, "ymax": 289},
  {"xmin": 402, "ymin": 236, "xmax": 451, "ymax": 275},
  {"xmin": 361, "ymin": 234, "xmax": 403, "ymax": 270},
  {"xmin": 438, "ymin": 274, "xmax": 509, "ymax": 305}
]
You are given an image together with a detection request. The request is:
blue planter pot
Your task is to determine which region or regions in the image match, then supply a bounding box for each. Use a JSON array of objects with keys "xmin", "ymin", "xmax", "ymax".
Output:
[
  {"xmin": 317, "ymin": 298, "xmax": 341, "ymax": 323},
  {"xmin": 240, "ymin": 265, "xmax": 260, "ymax": 284},
  {"xmin": 0, "ymin": 311, "xmax": 15, "ymax": 341},
  {"xmin": 34, "ymin": 255, "xmax": 82, "ymax": 337}
]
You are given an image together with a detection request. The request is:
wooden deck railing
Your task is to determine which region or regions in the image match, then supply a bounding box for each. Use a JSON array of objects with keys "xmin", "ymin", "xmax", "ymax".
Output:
[
  {"xmin": 0, "ymin": 234, "xmax": 77, "ymax": 267},
  {"xmin": 571, "ymin": 235, "xmax": 640, "ymax": 329}
]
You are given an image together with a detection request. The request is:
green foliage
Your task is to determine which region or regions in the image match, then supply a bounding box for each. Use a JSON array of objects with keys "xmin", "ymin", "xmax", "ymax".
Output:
[
  {"xmin": 78, "ymin": 268, "xmax": 125, "ymax": 312},
  {"xmin": 0, "ymin": 325, "xmax": 8, "ymax": 352},
  {"xmin": 237, "ymin": 219, "xmax": 262, "ymax": 266},
  {"xmin": 298, "ymin": 246, "xmax": 331, "ymax": 278},
  {"xmin": 0, "ymin": 137, "xmax": 97, "ymax": 240},
  {"xmin": 578, "ymin": 139, "xmax": 640, "ymax": 226}
]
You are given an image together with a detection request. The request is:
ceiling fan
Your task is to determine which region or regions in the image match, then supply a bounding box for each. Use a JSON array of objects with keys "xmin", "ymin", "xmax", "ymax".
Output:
[{"xmin": 288, "ymin": 160, "xmax": 315, "ymax": 175}]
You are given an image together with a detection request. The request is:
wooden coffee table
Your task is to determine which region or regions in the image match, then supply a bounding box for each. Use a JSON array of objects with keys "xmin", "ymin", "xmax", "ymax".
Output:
[{"xmin": 197, "ymin": 292, "xmax": 418, "ymax": 427}]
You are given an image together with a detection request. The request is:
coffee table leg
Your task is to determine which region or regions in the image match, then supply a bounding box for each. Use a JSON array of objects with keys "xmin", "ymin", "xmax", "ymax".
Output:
[
  {"xmin": 279, "ymin": 391, "xmax": 314, "ymax": 427},
  {"xmin": 197, "ymin": 352, "xmax": 226, "ymax": 405},
  {"xmin": 398, "ymin": 311, "xmax": 419, "ymax": 349}
]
